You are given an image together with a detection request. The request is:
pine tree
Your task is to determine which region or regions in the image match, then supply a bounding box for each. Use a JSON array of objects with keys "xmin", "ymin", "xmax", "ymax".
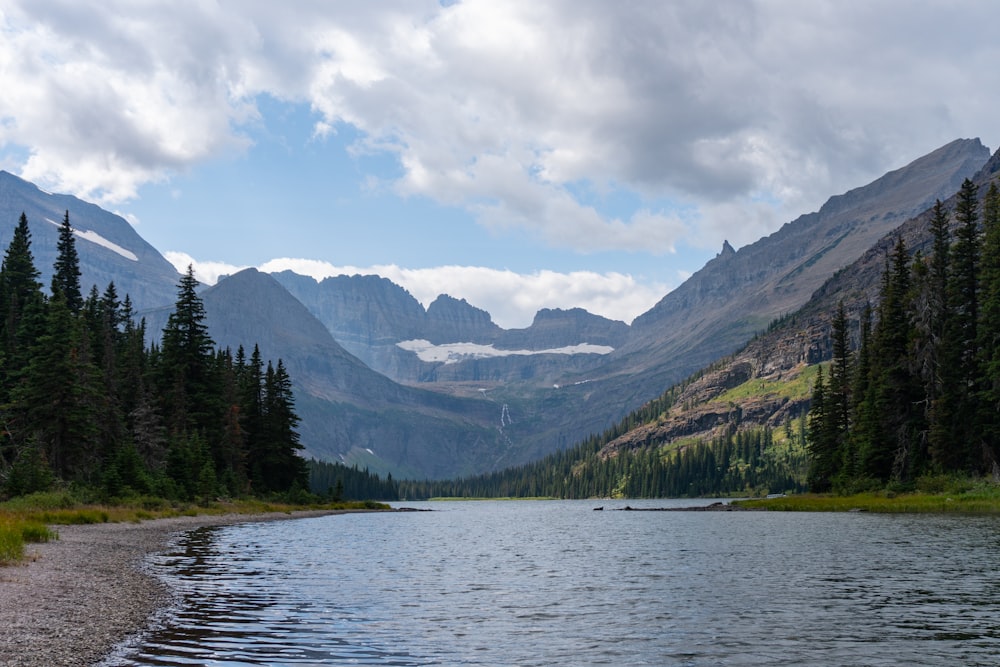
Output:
[
  {"xmin": 978, "ymin": 183, "xmax": 1000, "ymax": 472},
  {"xmin": 259, "ymin": 359, "xmax": 307, "ymax": 493},
  {"xmin": 0, "ymin": 213, "xmax": 45, "ymax": 397},
  {"xmin": 918, "ymin": 200, "xmax": 953, "ymax": 474},
  {"xmin": 12, "ymin": 292, "xmax": 101, "ymax": 481},
  {"xmin": 938, "ymin": 178, "xmax": 982, "ymax": 472},
  {"xmin": 51, "ymin": 210, "xmax": 83, "ymax": 313},
  {"xmin": 807, "ymin": 365, "xmax": 837, "ymax": 491},
  {"xmin": 859, "ymin": 237, "xmax": 921, "ymax": 481},
  {"xmin": 158, "ymin": 266, "xmax": 219, "ymax": 436}
]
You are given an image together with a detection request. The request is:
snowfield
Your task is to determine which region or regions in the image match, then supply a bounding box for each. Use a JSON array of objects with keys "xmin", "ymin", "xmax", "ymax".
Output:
[{"xmin": 397, "ymin": 339, "xmax": 613, "ymax": 364}]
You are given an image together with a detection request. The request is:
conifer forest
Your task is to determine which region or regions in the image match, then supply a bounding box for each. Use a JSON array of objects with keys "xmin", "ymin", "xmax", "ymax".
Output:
[
  {"xmin": 0, "ymin": 211, "xmax": 308, "ymax": 500},
  {"xmin": 806, "ymin": 179, "xmax": 1000, "ymax": 492}
]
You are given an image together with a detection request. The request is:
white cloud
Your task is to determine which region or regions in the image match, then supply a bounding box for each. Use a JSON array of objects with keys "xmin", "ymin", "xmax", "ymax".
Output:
[
  {"xmin": 3, "ymin": 0, "xmax": 999, "ymax": 251},
  {"xmin": 233, "ymin": 257, "xmax": 670, "ymax": 328},
  {"xmin": 164, "ymin": 252, "xmax": 248, "ymax": 286}
]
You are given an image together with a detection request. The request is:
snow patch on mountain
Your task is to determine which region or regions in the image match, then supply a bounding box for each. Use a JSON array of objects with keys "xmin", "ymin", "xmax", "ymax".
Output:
[
  {"xmin": 397, "ymin": 339, "xmax": 614, "ymax": 364},
  {"xmin": 75, "ymin": 229, "xmax": 138, "ymax": 261},
  {"xmin": 44, "ymin": 217, "xmax": 138, "ymax": 261}
]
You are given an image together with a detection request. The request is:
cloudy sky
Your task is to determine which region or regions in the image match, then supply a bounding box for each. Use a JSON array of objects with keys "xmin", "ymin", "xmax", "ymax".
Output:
[{"xmin": 1, "ymin": 1, "xmax": 997, "ymax": 328}]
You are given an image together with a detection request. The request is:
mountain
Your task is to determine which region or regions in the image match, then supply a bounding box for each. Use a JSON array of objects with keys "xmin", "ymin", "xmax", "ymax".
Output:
[
  {"xmin": 272, "ymin": 271, "xmax": 628, "ymax": 385},
  {"xmin": 620, "ymin": 138, "xmax": 989, "ymax": 373},
  {"xmin": 602, "ymin": 142, "xmax": 1000, "ymax": 470},
  {"xmin": 261, "ymin": 138, "xmax": 990, "ymax": 478},
  {"xmin": 0, "ymin": 138, "xmax": 989, "ymax": 482},
  {"xmin": 143, "ymin": 268, "xmax": 520, "ymax": 479},
  {"xmin": 0, "ymin": 171, "xmax": 179, "ymax": 310},
  {"xmin": 504, "ymin": 138, "xmax": 992, "ymax": 449}
]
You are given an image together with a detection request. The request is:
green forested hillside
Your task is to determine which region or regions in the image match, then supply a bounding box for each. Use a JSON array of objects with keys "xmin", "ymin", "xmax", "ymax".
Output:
[
  {"xmin": 0, "ymin": 212, "xmax": 307, "ymax": 500},
  {"xmin": 395, "ymin": 381, "xmax": 809, "ymax": 500}
]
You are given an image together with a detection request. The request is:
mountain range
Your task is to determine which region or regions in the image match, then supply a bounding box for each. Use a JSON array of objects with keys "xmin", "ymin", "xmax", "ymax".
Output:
[
  {"xmin": 0, "ymin": 136, "xmax": 991, "ymax": 479},
  {"xmin": 601, "ymin": 143, "xmax": 1000, "ymax": 461}
]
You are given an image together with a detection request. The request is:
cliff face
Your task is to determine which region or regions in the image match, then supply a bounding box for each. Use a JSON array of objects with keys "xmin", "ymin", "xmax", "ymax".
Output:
[
  {"xmin": 273, "ymin": 271, "xmax": 427, "ymax": 347},
  {"xmin": 273, "ymin": 272, "xmax": 629, "ymax": 384},
  {"xmin": 500, "ymin": 308, "xmax": 629, "ymax": 349},
  {"xmin": 424, "ymin": 295, "xmax": 501, "ymax": 344}
]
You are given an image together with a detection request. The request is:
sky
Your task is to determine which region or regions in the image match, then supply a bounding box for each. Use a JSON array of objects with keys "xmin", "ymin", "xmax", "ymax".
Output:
[{"xmin": 1, "ymin": 1, "xmax": 998, "ymax": 329}]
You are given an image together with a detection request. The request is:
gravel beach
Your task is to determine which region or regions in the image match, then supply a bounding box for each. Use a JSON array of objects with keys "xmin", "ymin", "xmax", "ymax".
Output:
[{"xmin": 0, "ymin": 510, "xmax": 357, "ymax": 667}]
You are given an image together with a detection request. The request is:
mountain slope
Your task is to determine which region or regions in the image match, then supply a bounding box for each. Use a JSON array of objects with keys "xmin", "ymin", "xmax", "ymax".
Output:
[
  {"xmin": 0, "ymin": 171, "xmax": 179, "ymax": 310},
  {"xmin": 264, "ymin": 138, "xmax": 990, "ymax": 477},
  {"xmin": 503, "ymin": 138, "xmax": 991, "ymax": 455},
  {"xmin": 145, "ymin": 268, "xmax": 517, "ymax": 479},
  {"xmin": 602, "ymin": 142, "xmax": 1000, "ymax": 470}
]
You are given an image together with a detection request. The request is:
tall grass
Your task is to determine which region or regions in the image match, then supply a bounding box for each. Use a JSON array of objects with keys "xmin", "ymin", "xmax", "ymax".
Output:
[{"xmin": 0, "ymin": 515, "xmax": 56, "ymax": 565}]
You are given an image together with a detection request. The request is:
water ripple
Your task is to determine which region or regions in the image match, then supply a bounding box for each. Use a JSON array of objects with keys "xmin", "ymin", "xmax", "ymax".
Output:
[{"xmin": 108, "ymin": 501, "xmax": 1000, "ymax": 666}]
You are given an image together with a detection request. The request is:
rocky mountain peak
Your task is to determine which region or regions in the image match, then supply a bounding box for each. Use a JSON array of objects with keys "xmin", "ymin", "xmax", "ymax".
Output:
[{"xmin": 424, "ymin": 294, "xmax": 500, "ymax": 344}]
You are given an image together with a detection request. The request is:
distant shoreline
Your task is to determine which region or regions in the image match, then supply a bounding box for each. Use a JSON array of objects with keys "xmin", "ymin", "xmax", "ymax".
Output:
[{"xmin": 0, "ymin": 509, "xmax": 374, "ymax": 667}]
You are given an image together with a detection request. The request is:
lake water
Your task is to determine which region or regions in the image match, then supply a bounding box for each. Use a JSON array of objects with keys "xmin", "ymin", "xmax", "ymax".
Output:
[{"xmin": 105, "ymin": 499, "xmax": 1000, "ymax": 666}]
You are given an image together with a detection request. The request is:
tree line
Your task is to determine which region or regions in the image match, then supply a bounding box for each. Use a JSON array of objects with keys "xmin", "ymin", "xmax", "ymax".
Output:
[
  {"xmin": 394, "ymin": 392, "xmax": 807, "ymax": 500},
  {"xmin": 307, "ymin": 459, "xmax": 399, "ymax": 500},
  {"xmin": 0, "ymin": 211, "xmax": 307, "ymax": 500},
  {"xmin": 807, "ymin": 178, "xmax": 1000, "ymax": 492}
]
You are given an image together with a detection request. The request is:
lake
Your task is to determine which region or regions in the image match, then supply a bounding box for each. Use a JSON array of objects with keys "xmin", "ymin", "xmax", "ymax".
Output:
[{"xmin": 105, "ymin": 499, "xmax": 1000, "ymax": 666}]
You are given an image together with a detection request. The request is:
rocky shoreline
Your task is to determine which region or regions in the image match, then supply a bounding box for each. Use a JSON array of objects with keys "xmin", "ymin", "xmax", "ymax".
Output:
[{"xmin": 0, "ymin": 509, "xmax": 364, "ymax": 667}]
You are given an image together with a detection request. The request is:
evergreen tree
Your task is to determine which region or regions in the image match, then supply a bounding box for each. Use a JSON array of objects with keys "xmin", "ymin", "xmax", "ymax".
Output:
[
  {"xmin": 829, "ymin": 303, "xmax": 852, "ymax": 437},
  {"xmin": 11, "ymin": 292, "xmax": 101, "ymax": 481},
  {"xmin": 937, "ymin": 178, "xmax": 982, "ymax": 472},
  {"xmin": 919, "ymin": 200, "xmax": 954, "ymax": 474},
  {"xmin": 51, "ymin": 210, "xmax": 83, "ymax": 313},
  {"xmin": 858, "ymin": 237, "xmax": 921, "ymax": 481},
  {"xmin": 807, "ymin": 365, "xmax": 837, "ymax": 491},
  {"xmin": 158, "ymin": 266, "xmax": 219, "ymax": 436},
  {"xmin": 0, "ymin": 213, "xmax": 44, "ymax": 397},
  {"xmin": 978, "ymin": 183, "xmax": 1000, "ymax": 471},
  {"xmin": 259, "ymin": 359, "xmax": 307, "ymax": 493}
]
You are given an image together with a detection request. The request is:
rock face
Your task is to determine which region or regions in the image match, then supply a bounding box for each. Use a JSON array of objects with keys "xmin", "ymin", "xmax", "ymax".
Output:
[
  {"xmin": 595, "ymin": 138, "xmax": 990, "ymax": 398},
  {"xmin": 625, "ymin": 137, "xmax": 989, "ymax": 364},
  {"xmin": 500, "ymin": 308, "xmax": 629, "ymax": 349},
  {"xmin": 424, "ymin": 295, "xmax": 501, "ymax": 344},
  {"xmin": 273, "ymin": 271, "xmax": 427, "ymax": 356},
  {"xmin": 272, "ymin": 272, "xmax": 629, "ymax": 384},
  {"xmin": 0, "ymin": 171, "xmax": 179, "ymax": 311}
]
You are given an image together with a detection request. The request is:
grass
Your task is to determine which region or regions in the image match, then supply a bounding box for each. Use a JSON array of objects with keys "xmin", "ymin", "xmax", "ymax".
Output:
[
  {"xmin": 734, "ymin": 478, "xmax": 1000, "ymax": 513},
  {"xmin": 0, "ymin": 491, "xmax": 391, "ymax": 565},
  {"xmin": 714, "ymin": 362, "xmax": 819, "ymax": 404},
  {"xmin": 0, "ymin": 516, "xmax": 56, "ymax": 565}
]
